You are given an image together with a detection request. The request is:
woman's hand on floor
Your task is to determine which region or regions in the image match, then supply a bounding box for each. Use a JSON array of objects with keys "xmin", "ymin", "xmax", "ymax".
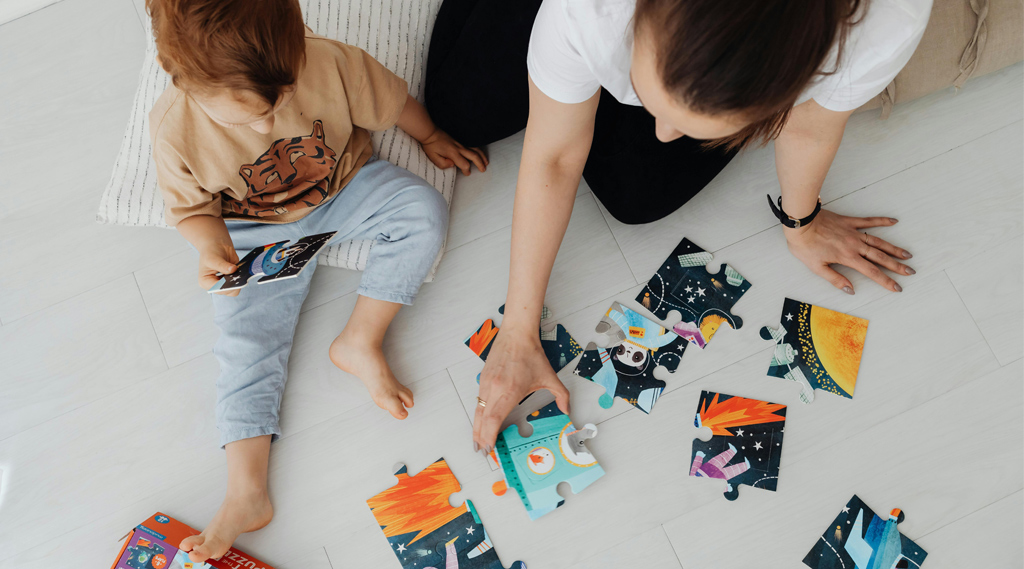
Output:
[
  {"xmin": 420, "ymin": 129, "xmax": 488, "ymax": 176},
  {"xmin": 474, "ymin": 327, "xmax": 571, "ymax": 453},
  {"xmin": 784, "ymin": 209, "xmax": 915, "ymax": 294}
]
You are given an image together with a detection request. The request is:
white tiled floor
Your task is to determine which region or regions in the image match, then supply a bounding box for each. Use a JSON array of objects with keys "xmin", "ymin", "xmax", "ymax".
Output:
[{"xmin": 1, "ymin": 1, "xmax": 1021, "ymax": 568}]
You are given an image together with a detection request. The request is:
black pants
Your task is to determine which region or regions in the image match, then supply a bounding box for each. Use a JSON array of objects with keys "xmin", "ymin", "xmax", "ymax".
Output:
[{"xmin": 425, "ymin": 0, "xmax": 738, "ymax": 225}]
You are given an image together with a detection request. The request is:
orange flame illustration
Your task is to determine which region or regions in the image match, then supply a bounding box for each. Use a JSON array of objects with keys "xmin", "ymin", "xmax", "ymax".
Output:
[
  {"xmin": 367, "ymin": 459, "xmax": 467, "ymax": 544},
  {"xmin": 698, "ymin": 393, "xmax": 785, "ymax": 437},
  {"xmin": 467, "ymin": 320, "xmax": 499, "ymax": 356}
]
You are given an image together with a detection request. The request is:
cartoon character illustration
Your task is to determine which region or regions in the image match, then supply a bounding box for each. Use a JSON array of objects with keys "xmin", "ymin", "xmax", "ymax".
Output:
[
  {"xmin": 803, "ymin": 495, "xmax": 927, "ymax": 569},
  {"xmin": 227, "ymin": 119, "xmax": 338, "ymax": 217},
  {"xmin": 689, "ymin": 444, "xmax": 751, "ymax": 495},
  {"xmin": 844, "ymin": 509, "xmax": 911, "ymax": 569},
  {"xmin": 124, "ymin": 540, "xmax": 166, "ymax": 569}
]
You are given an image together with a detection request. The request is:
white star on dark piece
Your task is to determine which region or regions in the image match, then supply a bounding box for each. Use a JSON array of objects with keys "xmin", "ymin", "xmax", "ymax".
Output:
[
  {"xmin": 397, "ymin": 544, "xmax": 407, "ymax": 553},
  {"xmin": 842, "ymin": 507, "xmax": 850, "ymax": 514},
  {"xmin": 687, "ymin": 296, "xmax": 696, "ymax": 303},
  {"xmin": 754, "ymin": 441, "xmax": 763, "ymax": 450},
  {"xmin": 466, "ymin": 527, "xmax": 475, "ymax": 535},
  {"xmin": 696, "ymin": 287, "xmax": 706, "ymax": 297},
  {"xmin": 785, "ymin": 313, "xmax": 793, "ymax": 321},
  {"xmin": 685, "ymin": 286, "xmax": 693, "ymax": 293},
  {"xmin": 736, "ymin": 428, "xmax": 744, "ymax": 436}
]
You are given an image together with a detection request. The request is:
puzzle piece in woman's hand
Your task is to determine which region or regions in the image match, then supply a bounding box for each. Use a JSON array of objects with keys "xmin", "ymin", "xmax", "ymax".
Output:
[
  {"xmin": 571, "ymin": 302, "xmax": 688, "ymax": 413},
  {"xmin": 636, "ymin": 238, "xmax": 751, "ymax": 348},
  {"xmin": 465, "ymin": 305, "xmax": 583, "ymax": 373},
  {"xmin": 208, "ymin": 231, "xmax": 337, "ymax": 293},
  {"xmin": 802, "ymin": 495, "xmax": 927, "ymax": 569},
  {"xmin": 489, "ymin": 402, "xmax": 604, "ymax": 520},
  {"xmin": 690, "ymin": 391, "xmax": 786, "ymax": 501},
  {"xmin": 760, "ymin": 298, "xmax": 869, "ymax": 404},
  {"xmin": 366, "ymin": 458, "xmax": 526, "ymax": 569}
]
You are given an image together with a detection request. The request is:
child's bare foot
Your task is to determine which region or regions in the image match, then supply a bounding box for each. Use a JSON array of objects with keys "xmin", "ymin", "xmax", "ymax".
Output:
[
  {"xmin": 330, "ymin": 331, "xmax": 414, "ymax": 419},
  {"xmin": 179, "ymin": 488, "xmax": 273, "ymax": 564}
]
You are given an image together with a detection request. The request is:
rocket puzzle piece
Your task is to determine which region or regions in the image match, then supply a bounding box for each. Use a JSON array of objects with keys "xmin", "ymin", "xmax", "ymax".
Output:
[
  {"xmin": 636, "ymin": 237, "xmax": 751, "ymax": 348},
  {"xmin": 803, "ymin": 495, "xmax": 928, "ymax": 569},
  {"xmin": 465, "ymin": 305, "xmax": 583, "ymax": 374},
  {"xmin": 489, "ymin": 401, "xmax": 605, "ymax": 520},
  {"xmin": 367, "ymin": 458, "xmax": 526, "ymax": 569},
  {"xmin": 572, "ymin": 302, "xmax": 688, "ymax": 413},
  {"xmin": 690, "ymin": 391, "xmax": 786, "ymax": 501},
  {"xmin": 207, "ymin": 231, "xmax": 337, "ymax": 293},
  {"xmin": 760, "ymin": 298, "xmax": 868, "ymax": 404}
]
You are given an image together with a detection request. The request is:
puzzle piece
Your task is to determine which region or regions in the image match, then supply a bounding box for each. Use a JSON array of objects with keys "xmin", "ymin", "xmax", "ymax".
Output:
[
  {"xmin": 803, "ymin": 495, "xmax": 928, "ymax": 569},
  {"xmin": 572, "ymin": 302, "xmax": 688, "ymax": 413},
  {"xmin": 367, "ymin": 458, "xmax": 526, "ymax": 569},
  {"xmin": 489, "ymin": 402, "xmax": 605, "ymax": 520},
  {"xmin": 690, "ymin": 391, "xmax": 786, "ymax": 501},
  {"xmin": 208, "ymin": 231, "xmax": 337, "ymax": 293},
  {"xmin": 760, "ymin": 298, "xmax": 869, "ymax": 404},
  {"xmin": 465, "ymin": 305, "xmax": 583, "ymax": 373},
  {"xmin": 636, "ymin": 238, "xmax": 751, "ymax": 347}
]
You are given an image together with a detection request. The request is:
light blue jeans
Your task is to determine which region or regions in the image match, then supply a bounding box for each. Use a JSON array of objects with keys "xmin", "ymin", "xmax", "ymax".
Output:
[{"xmin": 212, "ymin": 157, "xmax": 448, "ymax": 447}]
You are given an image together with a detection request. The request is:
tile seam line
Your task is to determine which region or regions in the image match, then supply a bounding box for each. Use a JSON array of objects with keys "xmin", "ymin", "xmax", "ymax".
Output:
[{"xmin": 133, "ymin": 271, "xmax": 171, "ymax": 370}]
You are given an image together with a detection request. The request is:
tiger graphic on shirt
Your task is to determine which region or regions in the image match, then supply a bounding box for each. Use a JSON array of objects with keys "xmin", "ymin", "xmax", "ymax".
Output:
[{"xmin": 225, "ymin": 120, "xmax": 338, "ymax": 217}]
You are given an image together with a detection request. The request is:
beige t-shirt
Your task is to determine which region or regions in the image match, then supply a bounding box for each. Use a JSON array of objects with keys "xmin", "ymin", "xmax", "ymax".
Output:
[{"xmin": 150, "ymin": 31, "xmax": 408, "ymax": 226}]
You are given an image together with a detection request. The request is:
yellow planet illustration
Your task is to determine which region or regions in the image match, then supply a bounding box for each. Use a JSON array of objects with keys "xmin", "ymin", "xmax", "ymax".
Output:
[{"xmin": 808, "ymin": 306, "xmax": 868, "ymax": 396}]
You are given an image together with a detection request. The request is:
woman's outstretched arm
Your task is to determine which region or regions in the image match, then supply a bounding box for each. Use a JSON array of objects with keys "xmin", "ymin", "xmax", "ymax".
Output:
[{"xmin": 472, "ymin": 78, "xmax": 600, "ymax": 452}]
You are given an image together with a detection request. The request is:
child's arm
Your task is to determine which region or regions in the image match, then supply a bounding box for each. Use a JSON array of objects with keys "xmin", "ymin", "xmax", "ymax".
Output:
[
  {"xmin": 176, "ymin": 214, "xmax": 242, "ymax": 296},
  {"xmin": 395, "ymin": 94, "xmax": 488, "ymax": 176}
]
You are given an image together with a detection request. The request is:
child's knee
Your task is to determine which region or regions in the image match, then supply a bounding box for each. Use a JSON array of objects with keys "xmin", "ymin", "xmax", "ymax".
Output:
[{"xmin": 405, "ymin": 184, "xmax": 449, "ymax": 241}]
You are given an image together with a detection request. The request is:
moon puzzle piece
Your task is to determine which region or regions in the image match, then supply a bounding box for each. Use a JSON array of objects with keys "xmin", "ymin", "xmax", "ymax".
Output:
[
  {"xmin": 367, "ymin": 458, "xmax": 526, "ymax": 569},
  {"xmin": 690, "ymin": 391, "xmax": 787, "ymax": 501},
  {"xmin": 207, "ymin": 231, "xmax": 338, "ymax": 293},
  {"xmin": 760, "ymin": 298, "xmax": 869, "ymax": 404},
  {"xmin": 572, "ymin": 302, "xmax": 688, "ymax": 413},
  {"xmin": 489, "ymin": 401, "xmax": 605, "ymax": 520},
  {"xmin": 636, "ymin": 237, "xmax": 751, "ymax": 348},
  {"xmin": 465, "ymin": 305, "xmax": 583, "ymax": 373},
  {"xmin": 803, "ymin": 494, "xmax": 928, "ymax": 569}
]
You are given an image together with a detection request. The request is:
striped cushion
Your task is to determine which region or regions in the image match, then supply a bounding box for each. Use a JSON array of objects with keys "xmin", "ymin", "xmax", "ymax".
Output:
[{"xmin": 97, "ymin": 0, "xmax": 453, "ymax": 278}]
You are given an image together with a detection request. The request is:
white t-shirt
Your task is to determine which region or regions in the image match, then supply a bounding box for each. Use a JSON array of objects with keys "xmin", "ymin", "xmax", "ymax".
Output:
[{"xmin": 526, "ymin": 0, "xmax": 932, "ymax": 112}]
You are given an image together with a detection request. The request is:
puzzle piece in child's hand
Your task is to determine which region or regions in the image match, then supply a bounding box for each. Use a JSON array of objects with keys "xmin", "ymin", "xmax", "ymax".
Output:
[
  {"xmin": 367, "ymin": 458, "xmax": 526, "ymax": 569},
  {"xmin": 636, "ymin": 238, "xmax": 751, "ymax": 348},
  {"xmin": 760, "ymin": 298, "xmax": 868, "ymax": 404},
  {"xmin": 571, "ymin": 302, "xmax": 687, "ymax": 413},
  {"xmin": 489, "ymin": 402, "xmax": 604, "ymax": 520},
  {"xmin": 690, "ymin": 391, "xmax": 786, "ymax": 501},
  {"xmin": 208, "ymin": 231, "xmax": 337, "ymax": 293},
  {"xmin": 803, "ymin": 495, "xmax": 927, "ymax": 569},
  {"xmin": 465, "ymin": 306, "xmax": 583, "ymax": 373}
]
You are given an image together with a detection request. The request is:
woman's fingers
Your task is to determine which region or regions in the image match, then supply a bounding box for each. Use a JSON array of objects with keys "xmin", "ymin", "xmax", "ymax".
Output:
[
  {"xmin": 862, "ymin": 245, "xmax": 914, "ymax": 276},
  {"xmin": 851, "ymin": 216, "xmax": 898, "ymax": 229},
  {"xmin": 476, "ymin": 393, "xmax": 517, "ymax": 452},
  {"xmin": 863, "ymin": 233, "xmax": 913, "ymax": 262},
  {"xmin": 811, "ymin": 263, "xmax": 854, "ymax": 295},
  {"xmin": 849, "ymin": 256, "xmax": 901, "ymax": 292}
]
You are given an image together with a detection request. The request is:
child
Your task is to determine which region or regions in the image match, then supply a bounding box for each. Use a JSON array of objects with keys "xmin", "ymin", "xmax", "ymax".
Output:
[{"xmin": 146, "ymin": 0, "xmax": 487, "ymax": 562}]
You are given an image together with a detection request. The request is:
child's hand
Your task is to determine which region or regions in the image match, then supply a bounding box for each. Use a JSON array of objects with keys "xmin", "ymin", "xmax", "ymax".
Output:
[
  {"xmin": 198, "ymin": 243, "xmax": 241, "ymax": 296},
  {"xmin": 420, "ymin": 129, "xmax": 488, "ymax": 176}
]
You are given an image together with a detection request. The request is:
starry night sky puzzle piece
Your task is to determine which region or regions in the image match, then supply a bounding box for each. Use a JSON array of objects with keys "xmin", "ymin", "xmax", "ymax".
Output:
[
  {"xmin": 636, "ymin": 237, "xmax": 751, "ymax": 348},
  {"xmin": 465, "ymin": 306, "xmax": 583, "ymax": 374},
  {"xmin": 572, "ymin": 302, "xmax": 687, "ymax": 413},
  {"xmin": 760, "ymin": 298, "xmax": 868, "ymax": 404},
  {"xmin": 803, "ymin": 495, "xmax": 927, "ymax": 569},
  {"xmin": 367, "ymin": 458, "xmax": 526, "ymax": 569},
  {"xmin": 489, "ymin": 402, "xmax": 604, "ymax": 520},
  {"xmin": 208, "ymin": 231, "xmax": 337, "ymax": 293},
  {"xmin": 690, "ymin": 391, "xmax": 786, "ymax": 501}
]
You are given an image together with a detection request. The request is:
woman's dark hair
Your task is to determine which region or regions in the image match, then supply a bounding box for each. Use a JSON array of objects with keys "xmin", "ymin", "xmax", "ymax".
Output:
[{"xmin": 634, "ymin": 0, "xmax": 865, "ymax": 149}]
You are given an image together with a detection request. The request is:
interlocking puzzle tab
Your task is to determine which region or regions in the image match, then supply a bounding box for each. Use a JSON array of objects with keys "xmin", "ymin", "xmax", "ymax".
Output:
[
  {"xmin": 803, "ymin": 495, "xmax": 928, "ymax": 569},
  {"xmin": 690, "ymin": 391, "xmax": 786, "ymax": 501},
  {"xmin": 109, "ymin": 512, "xmax": 274, "ymax": 569},
  {"xmin": 208, "ymin": 231, "xmax": 337, "ymax": 293},
  {"xmin": 465, "ymin": 305, "xmax": 583, "ymax": 373},
  {"xmin": 636, "ymin": 238, "xmax": 751, "ymax": 348},
  {"xmin": 572, "ymin": 302, "xmax": 687, "ymax": 413},
  {"xmin": 367, "ymin": 458, "xmax": 526, "ymax": 569},
  {"xmin": 760, "ymin": 298, "xmax": 869, "ymax": 404},
  {"xmin": 489, "ymin": 402, "xmax": 605, "ymax": 520}
]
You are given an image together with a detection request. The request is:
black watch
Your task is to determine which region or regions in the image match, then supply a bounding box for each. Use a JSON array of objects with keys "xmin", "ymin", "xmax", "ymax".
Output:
[{"xmin": 767, "ymin": 194, "xmax": 821, "ymax": 228}]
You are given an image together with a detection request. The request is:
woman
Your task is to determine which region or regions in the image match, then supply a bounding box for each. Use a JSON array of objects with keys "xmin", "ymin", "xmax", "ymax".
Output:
[{"xmin": 425, "ymin": 0, "xmax": 930, "ymax": 451}]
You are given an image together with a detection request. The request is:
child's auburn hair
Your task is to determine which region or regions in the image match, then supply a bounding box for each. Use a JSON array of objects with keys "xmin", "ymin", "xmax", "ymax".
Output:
[{"xmin": 148, "ymin": 0, "xmax": 306, "ymax": 107}]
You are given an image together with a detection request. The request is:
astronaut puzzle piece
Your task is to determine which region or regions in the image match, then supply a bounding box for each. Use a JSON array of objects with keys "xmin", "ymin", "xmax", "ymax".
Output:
[
  {"xmin": 636, "ymin": 237, "xmax": 751, "ymax": 348},
  {"xmin": 465, "ymin": 305, "xmax": 583, "ymax": 373},
  {"xmin": 208, "ymin": 231, "xmax": 337, "ymax": 293},
  {"xmin": 572, "ymin": 302, "xmax": 688, "ymax": 413},
  {"xmin": 367, "ymin": 458, "xmax": 526, "ymax": 569},
  {"xmin": 489, "ymin": 402, "xmax": 605, "ymax": 520},
  {"xmin": 803, "ymin": 495, "xmax": 928, "ymax": 569},
  {"xmin": 690, "ymin": 391, "xmax": 786, "ymax": 501},
  {"xmin": 760, "ymin": 298, "xmax": 868, "ymax": 404}
]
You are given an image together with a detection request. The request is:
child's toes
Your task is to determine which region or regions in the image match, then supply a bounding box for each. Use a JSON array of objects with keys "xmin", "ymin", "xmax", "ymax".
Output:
[
  {"xmin": 399, "ymin": 389, "xmax": 414, "ymax": 409},
  {"xmin": 180, "ymin": 534, "xmax": 204, "ymax": 553},
  {"xmin": 384, "ymin": 396, "xmax": 408, "ymax": 419}
]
